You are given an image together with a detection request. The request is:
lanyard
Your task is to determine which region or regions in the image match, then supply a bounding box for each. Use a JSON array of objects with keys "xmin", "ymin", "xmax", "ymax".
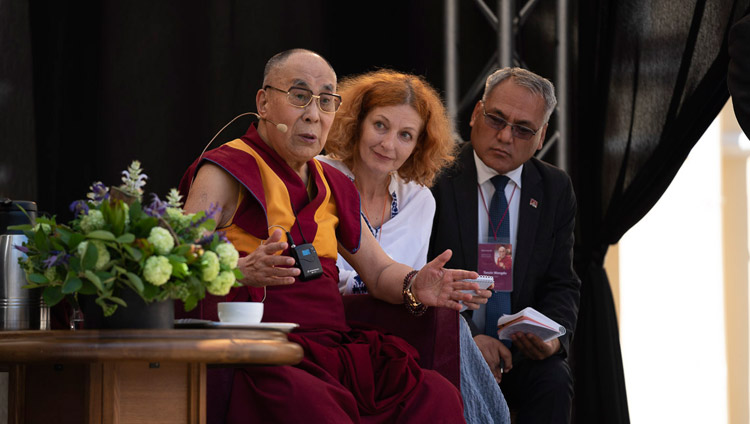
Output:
[{"xmin": 478, "ymin": 180, "xmax": 517, "ymax": 241}]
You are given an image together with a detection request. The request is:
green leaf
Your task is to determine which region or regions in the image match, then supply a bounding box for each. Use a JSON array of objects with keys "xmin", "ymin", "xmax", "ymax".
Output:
[
  {"xmin": 173, "ymin": 244, "xmax": 191, "ymax": 256},
  {"xmin": 56, "ymin": 227, "xmax": 73, "ymax": 246},
  {"xmin": 108, "ymin": 201, "xmax": 126, "ymax": 236},
  {"xmin": 183, "ymin": 295, "xmax": 198, "ymax": 311},
  {"xmin": 125, "ymin": 272, "xmax": 144, "ymax": 292},
  {"xmin": 69, "ymin": 233, "xmax": 85, "ymax": 249},
  {"xmin": 123, "ymin": 245, "xmax": 143, "ymax": 261},
  {"xmin": 233, "ymin": 268, "xmax": 245, "ymax": 280},
  {"xmin": 79, "ymin": 279, "xmax": 97, "ymax": 295},
  {"xmin": 86, "ymin": 230, "xmax": 116, "ymax": 241},
  {"xmin": 116, "ymin": 233, "xmax": 135, "ymax": 244},
  {"xmin": 108, "ymin": 296, "xmax": 127, "ymax": 307},
  {"xmin": 129, "ymin": 199, "xmax": 143, "ymax": 222},
  {"xmin": 168, "ymin": 254, "xmax": 187, "ymax": 263},
  {"xmin": 7, "ymin": 224, "xmax": 33, "ymax": 232},
  {"xmin": 142, "ymin": 282, "xmax": 160, "ymax": 300},
  {"xmin": 84, "ymin": 270, "xmax": 103, "ymax": 291},
  {"xmin": 96, "ymin": 271, "xmax": 115, "ymax": 290},
  {"xmin": 42, "ymin": 286, "xmax": 64, "ymax": 307},
  {"xmin": 34, "ymin": 228, "xmax": 50, "ymax": 252},
  {"xmin": 133, "ymin": 217, "xmax": 159, "ymax": 237},
  {"xmin": 82, "ymin": 242, "xmax": 98, "ymax": 270},
  {"xmin": 28, "ymin": 273, "xmax": 50, "ymax": 284},
  {"xmin": 49, "ymin": 238, "xmax": 66, "ymax": 251},
  {"xmin": 62, "ymin": 277, "xmax": 83, "ymax": 294}
]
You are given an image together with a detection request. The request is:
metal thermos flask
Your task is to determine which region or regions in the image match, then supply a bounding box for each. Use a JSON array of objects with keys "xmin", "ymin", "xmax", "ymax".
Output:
[{"xmin": 0, "ymin": 199, "xmax": 49, "ymax": 330}]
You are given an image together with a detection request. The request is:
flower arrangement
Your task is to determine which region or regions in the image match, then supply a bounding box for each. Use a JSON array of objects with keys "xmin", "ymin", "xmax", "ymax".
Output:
[{"xmin": 12, "ymin": 160, "xmax": 243, "ymax": 316}]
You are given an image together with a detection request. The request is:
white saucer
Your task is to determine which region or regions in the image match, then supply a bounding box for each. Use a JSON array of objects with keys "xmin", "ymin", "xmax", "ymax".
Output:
[{"xmin": 174, "ymin": 319, "xmax": 298, "ymax": 333}]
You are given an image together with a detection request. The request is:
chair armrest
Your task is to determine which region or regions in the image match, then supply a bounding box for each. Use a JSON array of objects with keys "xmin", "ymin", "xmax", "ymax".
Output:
[{"xmin": 342, "ymin": 294, "xmax": 460, "ymax": 389}]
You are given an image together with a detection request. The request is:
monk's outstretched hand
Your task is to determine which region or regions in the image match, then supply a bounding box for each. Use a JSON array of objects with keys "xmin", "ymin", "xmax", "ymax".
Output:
[
  {"xmin": 237, "ymin": 229, "xmax": 300, "ymax": 287},
  {"xmin": 410, "ymin": 250, "xmax": 491, "ymax": 311}
]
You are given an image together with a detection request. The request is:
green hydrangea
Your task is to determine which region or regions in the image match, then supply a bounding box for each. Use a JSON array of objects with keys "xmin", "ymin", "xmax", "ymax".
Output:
[
  {"xmin": 77, "ymin": 240, "xmax": 111, "ymax": 270},
  {"xmin": 215, "ymin": 243, "xmax": 239, "ymax": 269},
  {"xmin": 148, "ymin": 227, "xmax": 174, "ymax": 255},
  {"xmin": 207, "ymin": 270, "xmax": 236, "ymax": 296},
  {"xmin": 143, "ymin": 255, "xmax": 172, "ymax": 286},
  {"xmin": 79, "ymin": 210, "xmax": 105, "ymax": 233},
  {"xmin": 200, "ymin": 251, "xmax": 220, "ymax": 282}
]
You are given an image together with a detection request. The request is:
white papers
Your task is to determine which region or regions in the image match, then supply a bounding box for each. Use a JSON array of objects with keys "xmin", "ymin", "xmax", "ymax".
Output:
[{"xmin": 496, "ymin": 307, "xmax": 566, "ymax": 342}]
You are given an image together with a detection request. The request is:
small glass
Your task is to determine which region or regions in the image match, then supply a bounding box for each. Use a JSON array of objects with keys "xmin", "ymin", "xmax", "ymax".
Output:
[{"xmin": 69, "ymin": 296, "xmax": 84, "ymax": 330}]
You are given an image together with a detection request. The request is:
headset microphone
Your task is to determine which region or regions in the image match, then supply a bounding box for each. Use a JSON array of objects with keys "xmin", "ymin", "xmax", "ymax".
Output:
[
  {"xmin": 198, "ymin": 112, "xmax": 288, "ymax": 161},
  {"xmin": 264, "ymin": 117, "xmax": 288, "ymax": 134}
]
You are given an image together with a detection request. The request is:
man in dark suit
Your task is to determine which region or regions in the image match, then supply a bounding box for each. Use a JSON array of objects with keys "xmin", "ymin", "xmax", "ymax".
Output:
[{"xmin": 429, "ymin": 67, "xmax": 580, "ymax": 423}]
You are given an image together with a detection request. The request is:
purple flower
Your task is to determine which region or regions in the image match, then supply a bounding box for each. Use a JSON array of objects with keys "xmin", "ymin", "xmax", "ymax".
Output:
[
  {"xmin": 69, "ymin": 200, "xmax": 90, "ymax": 218},
  {"xmin": 191, "ymin": 203, "xmax": 222, "ymax": 229},
  {"xmin": 216, "ymin": 231, "xmax": 229, "ymax": 243},
  {"xmin": 42, "ymin": 251, "xmax": 70, "ymax": 269},
  {"xmin": 144, "ymin": 193, "xmax": 168, "ymax": 217},
  {"xmin": 86, "ymin": 182, "xmax": 110, "ymax": 203},
  {"xmin": 206, "ymin": 203, "xmax": 221, "ymax": 221},
  {"xmin": 197, "ymin": 233, "xmax": 214, "ymax": 247},
  {"xmin": 14, "ymin": 245, "xmax": 29, "ymax": 254}
]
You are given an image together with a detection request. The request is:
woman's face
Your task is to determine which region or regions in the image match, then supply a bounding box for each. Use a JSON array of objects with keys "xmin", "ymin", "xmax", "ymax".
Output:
[{"xmin": 357, "ymin": 104, "xmax": 423, "ymax": 177}]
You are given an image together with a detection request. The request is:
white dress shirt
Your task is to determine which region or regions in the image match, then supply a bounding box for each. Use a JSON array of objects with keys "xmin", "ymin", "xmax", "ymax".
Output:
[{"xmin": 472, "ymin": 151, "xmax": 523, "ymax": 332}]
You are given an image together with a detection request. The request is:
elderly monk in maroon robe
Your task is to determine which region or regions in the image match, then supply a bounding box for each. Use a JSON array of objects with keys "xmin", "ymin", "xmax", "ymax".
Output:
[{"xmin": 180, "ymin": 49, "xmax": 492, "ymax": 424}]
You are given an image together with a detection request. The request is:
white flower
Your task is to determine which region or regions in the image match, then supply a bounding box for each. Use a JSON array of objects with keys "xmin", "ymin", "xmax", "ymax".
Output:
[
  {"xmin": 200, "ymin": 251, "xmax": 220, "ymax": 282},
  {"xmin": 80, "ymin": 210, "xmax": 105, "ymax": 233},
  {"xmin": 215, "ymin": 243, "xmax": 239, "ymax": 269},
  {"xmin": 166, "ymin": 188, "xmax": 184, "ymax": 208},
  {"xmin": 143, "ymin": 255, "xmax": 172, "ymax": 286},
  {"xmin": 148, "ymin": 227, "xmax": 174, "ymax": 255}
]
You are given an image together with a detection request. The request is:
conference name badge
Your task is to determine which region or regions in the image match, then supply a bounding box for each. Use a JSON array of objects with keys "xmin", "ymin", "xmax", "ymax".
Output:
[{"xmin": 477, "ymin": 241, "xmax": 513, "ymax": 292}]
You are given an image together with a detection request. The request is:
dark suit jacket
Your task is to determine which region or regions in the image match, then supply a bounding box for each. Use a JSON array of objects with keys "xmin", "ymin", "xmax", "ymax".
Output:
[
  {"xmin": 428, "ymin": 142, "xmax": 581, "ymax": 356},
  {"xmin": 729, "ymin": 13, "xmax": 750, "ymax": 136}
]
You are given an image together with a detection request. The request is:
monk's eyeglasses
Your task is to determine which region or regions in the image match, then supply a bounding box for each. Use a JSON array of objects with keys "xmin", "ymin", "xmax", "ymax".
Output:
[{"xmin": 264, "ymin": 85, "xmax": 342, "ymax": 113}]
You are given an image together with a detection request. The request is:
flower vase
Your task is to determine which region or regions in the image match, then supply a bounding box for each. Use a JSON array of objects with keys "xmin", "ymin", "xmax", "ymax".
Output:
[{"xmin": 103, "ymin": 289, "xmax": 174, "ymax": 329}]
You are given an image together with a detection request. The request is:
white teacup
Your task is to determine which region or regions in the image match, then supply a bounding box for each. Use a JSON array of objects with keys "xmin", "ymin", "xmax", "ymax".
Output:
[{"xmin": 217, "ymin": 302, "xmax": 264, "ymax": 324}]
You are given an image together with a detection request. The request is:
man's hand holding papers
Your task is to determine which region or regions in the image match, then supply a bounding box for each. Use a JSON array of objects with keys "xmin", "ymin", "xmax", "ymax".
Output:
[{"xmin": 498, "ymin": 307, "xmax": 566, "ymax": 360}]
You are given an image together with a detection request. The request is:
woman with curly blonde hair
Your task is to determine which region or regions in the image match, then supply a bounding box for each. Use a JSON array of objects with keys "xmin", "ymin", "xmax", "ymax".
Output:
[
  {"xmin": 320, "ymin": 70, "xmax": 510, "ymax": 424},
  {"xmin": 320, "ymin": 69, "xmax": 456, "ymax": 294}
]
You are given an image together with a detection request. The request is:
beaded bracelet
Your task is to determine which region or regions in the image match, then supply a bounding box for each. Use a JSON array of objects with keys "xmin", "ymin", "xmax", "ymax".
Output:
[{"xmin": 402, "ymin": 270, "xmax": 427, "ymax": 316}]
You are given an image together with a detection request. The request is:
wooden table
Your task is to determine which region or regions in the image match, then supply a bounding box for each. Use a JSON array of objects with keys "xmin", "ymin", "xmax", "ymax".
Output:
[{"xmin": 0, "ymin": 329, "xmax": 303, "ymax": 424}]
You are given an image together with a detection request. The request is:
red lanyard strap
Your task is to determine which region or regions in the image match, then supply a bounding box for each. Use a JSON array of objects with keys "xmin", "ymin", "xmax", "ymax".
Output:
[{"xmin": 478, "ymin": 180, "xmax": 517, "ymax": 241}]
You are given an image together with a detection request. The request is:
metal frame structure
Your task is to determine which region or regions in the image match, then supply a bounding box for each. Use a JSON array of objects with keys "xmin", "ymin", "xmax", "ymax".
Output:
[{"xmin": 444, "ymin": 0, "xmax": 569, "ymax": 171}]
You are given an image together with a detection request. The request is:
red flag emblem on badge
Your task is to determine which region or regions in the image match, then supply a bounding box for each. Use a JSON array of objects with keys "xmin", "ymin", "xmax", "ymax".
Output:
[{"xmin": 530, "ymin": 198, "xmax": 538, "ymax": 208}]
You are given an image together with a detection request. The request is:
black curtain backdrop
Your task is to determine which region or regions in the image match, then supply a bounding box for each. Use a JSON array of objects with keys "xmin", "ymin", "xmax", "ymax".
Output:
[
  {"xmin": 2, "ymin": 1, "xmax": 749, "ymax": 423},
  {"xmin": 570, "ymin": 1, "xmax": 750, "ymax": 423}
]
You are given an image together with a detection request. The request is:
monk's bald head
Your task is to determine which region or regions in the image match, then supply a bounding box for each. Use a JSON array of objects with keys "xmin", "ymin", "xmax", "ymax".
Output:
[{"xmin": 263, "ymin": 49, "xmax": 336, "ymax": 87}]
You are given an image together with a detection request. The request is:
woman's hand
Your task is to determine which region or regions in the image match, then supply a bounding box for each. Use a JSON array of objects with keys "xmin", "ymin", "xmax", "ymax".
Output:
[
  {"xmin": 410, "ymin": 249, "xmax": 492, "ymax": 310},
  {"xmin": 237, "ymin": 229, "xmax": 300, "ymax": 287}
]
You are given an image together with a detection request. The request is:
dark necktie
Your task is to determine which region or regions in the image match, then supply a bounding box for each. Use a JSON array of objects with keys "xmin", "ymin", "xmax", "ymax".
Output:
[{"xmin": 485, "ymin": 175, "xmax": 512, "ymax": 337}]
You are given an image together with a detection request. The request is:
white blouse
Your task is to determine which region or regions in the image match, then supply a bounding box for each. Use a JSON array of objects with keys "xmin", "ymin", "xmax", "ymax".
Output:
[{"xmin": 317, "ymin": 156, "xmax": 436, "ymax": 294}]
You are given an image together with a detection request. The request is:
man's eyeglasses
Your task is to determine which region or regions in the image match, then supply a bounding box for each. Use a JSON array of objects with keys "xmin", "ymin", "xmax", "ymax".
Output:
[
  {"xmin": 482, "ymin": 103, "xmax": 540, "ymax": 140},
  {"xmin": 264, "ymin": 85, "xmax": 342, "ymax": 113}
]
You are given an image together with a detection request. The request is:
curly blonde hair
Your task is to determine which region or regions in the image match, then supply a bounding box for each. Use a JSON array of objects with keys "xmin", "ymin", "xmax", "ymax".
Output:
[{"xmin": 325, "ymin": 69, "xmax": 456, "ymax": 187}]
